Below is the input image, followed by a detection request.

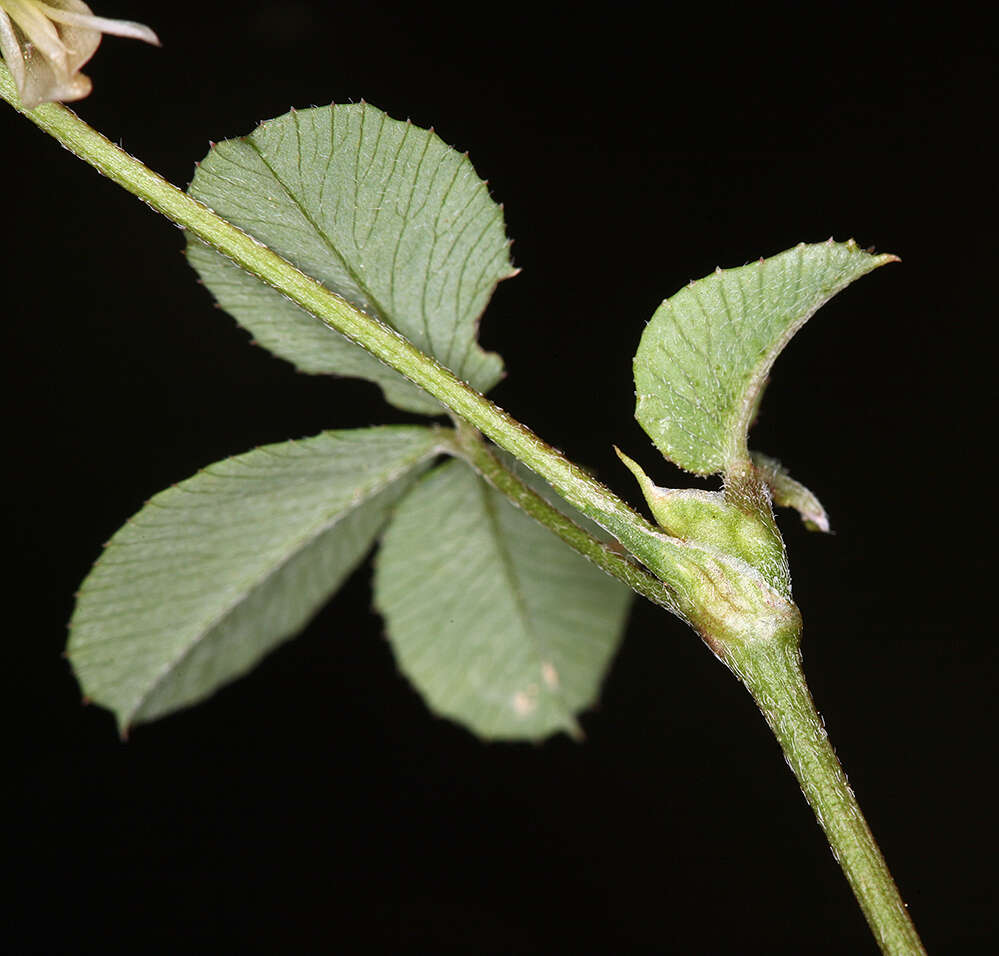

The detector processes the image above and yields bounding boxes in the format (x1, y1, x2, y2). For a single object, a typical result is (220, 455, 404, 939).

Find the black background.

(3, 3, 996, 953)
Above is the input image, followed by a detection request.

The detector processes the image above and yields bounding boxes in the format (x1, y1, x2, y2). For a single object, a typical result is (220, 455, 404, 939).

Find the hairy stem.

(0, 68, 693, 605)
(0, 78, 637, 524)
(444, 421, 679, 613)
(2, 68, 925, 954)
(727, 636, 926, 955)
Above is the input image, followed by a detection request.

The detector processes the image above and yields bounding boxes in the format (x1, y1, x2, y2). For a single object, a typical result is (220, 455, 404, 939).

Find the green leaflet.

(634, 240, 896, 476)
(68, 427, 442, 733)
(186, 103, 515, 415)
(373, 459, 632, 741)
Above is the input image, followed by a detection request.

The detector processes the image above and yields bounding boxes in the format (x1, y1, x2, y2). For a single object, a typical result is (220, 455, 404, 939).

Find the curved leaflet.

(634, 240, 896, 476)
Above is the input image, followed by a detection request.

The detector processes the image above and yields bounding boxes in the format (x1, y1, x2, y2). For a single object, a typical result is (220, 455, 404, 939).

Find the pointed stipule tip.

(613, 445, 637, 472)
(805, 513, 832, 534)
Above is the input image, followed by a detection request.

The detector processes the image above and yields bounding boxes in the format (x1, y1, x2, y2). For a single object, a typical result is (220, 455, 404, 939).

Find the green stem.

(727, 635, 926, 955)
(0, 67, 691, 608)
(444, 421, 678, 613)
(0, 72, 656, 552)
(2, 68, 924, 954)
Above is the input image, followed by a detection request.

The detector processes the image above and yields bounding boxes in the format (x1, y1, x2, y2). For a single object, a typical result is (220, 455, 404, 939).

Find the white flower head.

(0, 1, 158, 109)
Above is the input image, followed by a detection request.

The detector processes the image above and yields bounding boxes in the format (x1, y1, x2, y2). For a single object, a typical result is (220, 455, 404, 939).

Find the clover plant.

(1, 38, 926, 955)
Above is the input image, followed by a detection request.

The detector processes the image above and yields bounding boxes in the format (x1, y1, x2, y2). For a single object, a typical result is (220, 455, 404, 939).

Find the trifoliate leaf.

(634, 240, 896, 475)
(68, 427, 442, 733)
(187, 102, 516, 414)
(373, 459, 632, 741)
